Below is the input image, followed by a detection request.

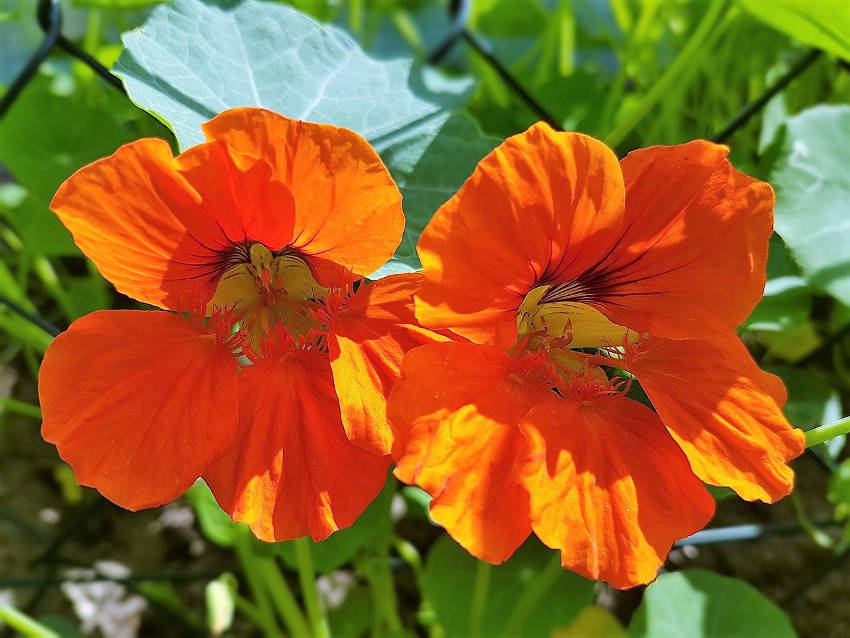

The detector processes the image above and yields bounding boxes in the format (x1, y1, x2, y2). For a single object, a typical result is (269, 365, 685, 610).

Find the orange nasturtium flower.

(387, 123, 806, 588)
(38, 107, 440, 542)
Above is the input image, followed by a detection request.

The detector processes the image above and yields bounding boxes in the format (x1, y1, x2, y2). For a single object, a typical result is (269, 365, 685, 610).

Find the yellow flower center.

(211, 243, 327, 343)
(516, 283, 636, 351)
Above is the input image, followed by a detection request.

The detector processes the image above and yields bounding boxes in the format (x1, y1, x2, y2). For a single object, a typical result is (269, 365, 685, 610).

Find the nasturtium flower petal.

(51, 137, 295, 309)
(204, 350, 390, 543)
(599, 141, 774, 339)
(414, 122, 625, 348)
(202, 108, 404, 283)
(629, 335, 805, 502)
(389, 342, 555, 563)
(328, 273, 450, 456)
(39, 310, 240, 510)
(516, 395, 715, 589)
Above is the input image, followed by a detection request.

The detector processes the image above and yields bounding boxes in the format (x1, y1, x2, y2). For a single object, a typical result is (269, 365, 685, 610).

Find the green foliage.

(185, 480, 240, 547)
(115, 0, 495, 273)
(628, 569, 796, 638)
(187, 478, 395, 573)
(770, 105, 850, 306)
(0, 73, 140, 256)
(552, 606, 627, 638)
(423, 535, 595, 638)
(274, 481, 394, 573)
(738, 0, 850, 61)
(741, 236, 812, 333)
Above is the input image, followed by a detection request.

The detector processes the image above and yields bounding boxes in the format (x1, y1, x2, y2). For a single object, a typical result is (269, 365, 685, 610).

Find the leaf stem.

(805, 416, 850, 448)
(293, 537, 330, 638)
(468, 561, 491, 638)
(0, 605, 59, 638)
(233, 526, 283, 638)
(1, 397, 42, 420)
(255, 557, 311, 638)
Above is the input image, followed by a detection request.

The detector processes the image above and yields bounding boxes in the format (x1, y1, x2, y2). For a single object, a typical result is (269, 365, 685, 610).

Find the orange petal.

(388, 342, 554, 563)
(516, 395, 715, 588)
(39, 310, 239, 510)
(51, 137, 295, 309)
(628, 335, 806, 502)
(202, 108, 404, 283)
(595, 142, 773, 339)
(204, 350, 390, 542)
(415, 122, 624, 348)
(328, 273, 449, 456)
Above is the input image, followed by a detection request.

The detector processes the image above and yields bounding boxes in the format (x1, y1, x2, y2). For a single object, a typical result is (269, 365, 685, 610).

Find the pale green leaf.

(770, 105, 850, 306)
(628, 569, 796, 638)
(423, 536, 594, 638)
(115, 0, 494, 273)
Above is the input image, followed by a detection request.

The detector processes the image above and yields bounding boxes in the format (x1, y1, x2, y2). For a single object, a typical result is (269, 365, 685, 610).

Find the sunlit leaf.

(770, 105, 850, 305)
(115, 0, 495, 273)
(741, 236, 811, 333)
(738, 0, 850, 60)
(185, 480, 238, 548)
(628, 569, 796, 638)
(424, 535, 594, 638)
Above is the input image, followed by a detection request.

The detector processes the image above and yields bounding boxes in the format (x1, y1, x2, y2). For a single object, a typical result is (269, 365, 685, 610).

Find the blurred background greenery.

(1, 0, 849, 636)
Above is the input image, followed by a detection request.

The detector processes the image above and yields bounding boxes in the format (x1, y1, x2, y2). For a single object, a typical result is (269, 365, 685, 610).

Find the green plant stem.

(0, 605, 59, 638)
(499, 555, 562, 638)
(0, 398, 42, 420)
(374, 537, 403, 633)
(293, 537, 330, 638)
(604, 0, 727, 148)
(256, 557, 311, 638)
(33, 257, 76, 322)
(790, 491, 833, 549)
(806, 416, 850, 448)
(233, 527, 283, 638)
(468, 561, 491, 638)
(233, 594, 272, 633)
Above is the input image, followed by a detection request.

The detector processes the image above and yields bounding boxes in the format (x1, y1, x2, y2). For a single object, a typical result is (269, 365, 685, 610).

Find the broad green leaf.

(769, 366, 844, 461)
(0, 73, 143, 256)
(628, 569, 796, 638)
(371, 112, 498, 276)
(115, 0, 494, 273)
(737, 0, 850, 61)
(327, 586, 371, 638)
(741, 235, 811, 333)
(769, 366, 842, 431)
(274, 479, 393, 573)
(770, 105, 850, 305)
(761, 321, 821, 363)
(185, 480, 238, 548)
(423, 535, 594, 638)
(552, 606, 627, 638)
